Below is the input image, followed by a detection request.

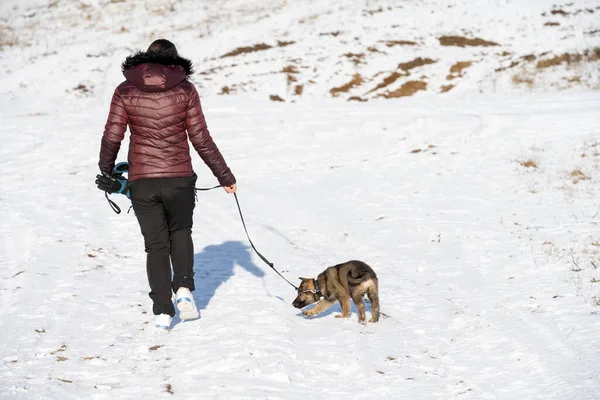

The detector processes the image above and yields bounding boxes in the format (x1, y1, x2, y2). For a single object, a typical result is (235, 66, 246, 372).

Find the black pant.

(129, 174, 197, 316)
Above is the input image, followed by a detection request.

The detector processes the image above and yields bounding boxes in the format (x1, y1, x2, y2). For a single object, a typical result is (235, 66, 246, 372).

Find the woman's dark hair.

(147, 39, 178, 57)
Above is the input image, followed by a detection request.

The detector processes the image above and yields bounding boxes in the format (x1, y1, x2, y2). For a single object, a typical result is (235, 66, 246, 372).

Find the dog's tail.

(347, 261, 377, 285)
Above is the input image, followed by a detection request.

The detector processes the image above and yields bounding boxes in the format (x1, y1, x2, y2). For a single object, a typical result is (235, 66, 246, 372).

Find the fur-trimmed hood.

(121, 51, 194, 93)
(122, 51, 194, 75)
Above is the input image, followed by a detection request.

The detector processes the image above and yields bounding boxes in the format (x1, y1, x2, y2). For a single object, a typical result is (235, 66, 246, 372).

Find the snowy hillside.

(1, 0, 600, 399)
(0, 0, 599, 103)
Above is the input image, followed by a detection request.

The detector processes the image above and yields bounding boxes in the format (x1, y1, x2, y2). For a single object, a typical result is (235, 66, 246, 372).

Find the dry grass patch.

(0, 26, 18, 50)
(398, 57, 436, 72)
(319, 31, 342, 37)
(512, 70, 535, 88)
(439, 36, 499, 47)
(343, 53, 365, 65)
(220, 41, 294, 59)
(348, 96, 367, 102)
(450, 61, 473, 75)
(221, 43, 271, 58)
(270, 94, 285, 102)
(536, 49, 600, 69)
(440, 84, 455, 93)
(519, 159, 538, 168)
(286, 74, 298, 85)
(550, 9, 569, 16)
(382, 80, 427, 98)
(367, 72, 404, 93)
(495, 61, 520, 72)
(544, 21, 560, 26)
(281, 65, 299, 74)
(447, 61, 473, 80)
(294, 85, 303, 95)
(330, 74, 364, 97)
(379, 40, 417, 47)
(571, 169, 590, 183)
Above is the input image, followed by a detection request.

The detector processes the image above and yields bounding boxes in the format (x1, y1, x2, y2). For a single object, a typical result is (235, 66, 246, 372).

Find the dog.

(292, 260, 379, 324)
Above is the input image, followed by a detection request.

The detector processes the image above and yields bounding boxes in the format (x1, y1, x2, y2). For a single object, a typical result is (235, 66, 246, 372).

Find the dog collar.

(313, 278, 322, 298)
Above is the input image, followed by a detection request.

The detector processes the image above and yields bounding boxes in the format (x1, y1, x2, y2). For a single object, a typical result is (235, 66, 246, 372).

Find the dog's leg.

(367, 285, 380, 323)
(352, 294, 367, 324)
(302, 298, 334, 317)
(335, 295, 352, 318)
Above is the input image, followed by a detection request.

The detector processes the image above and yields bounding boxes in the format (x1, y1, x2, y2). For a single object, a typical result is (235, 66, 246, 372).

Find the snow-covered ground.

(1, 0, 600, 399)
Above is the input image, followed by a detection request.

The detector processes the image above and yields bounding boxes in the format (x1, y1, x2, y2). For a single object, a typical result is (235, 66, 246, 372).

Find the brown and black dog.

(292, 260, 379, 324)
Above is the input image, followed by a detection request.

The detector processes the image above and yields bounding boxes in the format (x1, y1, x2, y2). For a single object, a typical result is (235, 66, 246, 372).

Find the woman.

(97, 39, 236, 330)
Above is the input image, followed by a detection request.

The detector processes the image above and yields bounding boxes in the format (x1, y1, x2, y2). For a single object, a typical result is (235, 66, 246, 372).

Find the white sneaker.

(176, 287, 199, 320)
(154, 314, 172, 331)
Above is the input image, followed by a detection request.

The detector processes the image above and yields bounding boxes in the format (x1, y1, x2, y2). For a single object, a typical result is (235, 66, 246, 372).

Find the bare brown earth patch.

(450, 61, 473, 74)
(439, 36, 499, 47)
(382, 80, 427, 98)
(448, 61, 473, 79)
(348, 96, 367, 102)
(221, 43, 272, 58)
(277, 40, 296, 48)
(294, 85, 303, 95)
(495, 61, 520, 72)
(343, 53, 365, 65)
(536, 49, 600, 69)
(367, 72, 405, 93)
(270, 94, 285, 102)
(320, 31, 342, 37)
(440, 84, 455, 93)
(287, 74, 297, 84)
(379, 40, 417, 47)
(398, 57, 437, 72)
(281, 65, 299, 74)
(519, 159, 538, 168)
(221, 41, 295, 58)
(330, 74, 364, 97)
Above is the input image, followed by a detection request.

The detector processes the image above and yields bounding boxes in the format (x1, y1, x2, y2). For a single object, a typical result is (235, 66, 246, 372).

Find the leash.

(105, 192, 122, 214)
(195, 185, 299, 290)
(103, 179, 298, 290)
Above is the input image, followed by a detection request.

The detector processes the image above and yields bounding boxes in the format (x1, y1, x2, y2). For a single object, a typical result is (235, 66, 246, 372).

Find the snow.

(1, 0, 600, 399)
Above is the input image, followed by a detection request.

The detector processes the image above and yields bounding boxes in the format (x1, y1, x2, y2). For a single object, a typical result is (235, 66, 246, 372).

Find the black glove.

(95, 173, 128, 195)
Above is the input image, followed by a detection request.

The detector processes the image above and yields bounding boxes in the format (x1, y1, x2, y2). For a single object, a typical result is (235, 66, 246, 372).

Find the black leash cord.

(231, 192, 299, 290)
(104, 184, 298, 289)
(105, 192, 122, 214)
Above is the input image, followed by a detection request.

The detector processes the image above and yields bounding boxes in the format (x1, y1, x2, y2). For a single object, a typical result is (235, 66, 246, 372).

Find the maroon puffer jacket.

(99, 52, 235, 185)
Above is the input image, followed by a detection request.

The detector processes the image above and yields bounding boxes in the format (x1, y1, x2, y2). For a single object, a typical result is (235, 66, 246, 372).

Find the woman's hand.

(224, 183, 237, 193)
